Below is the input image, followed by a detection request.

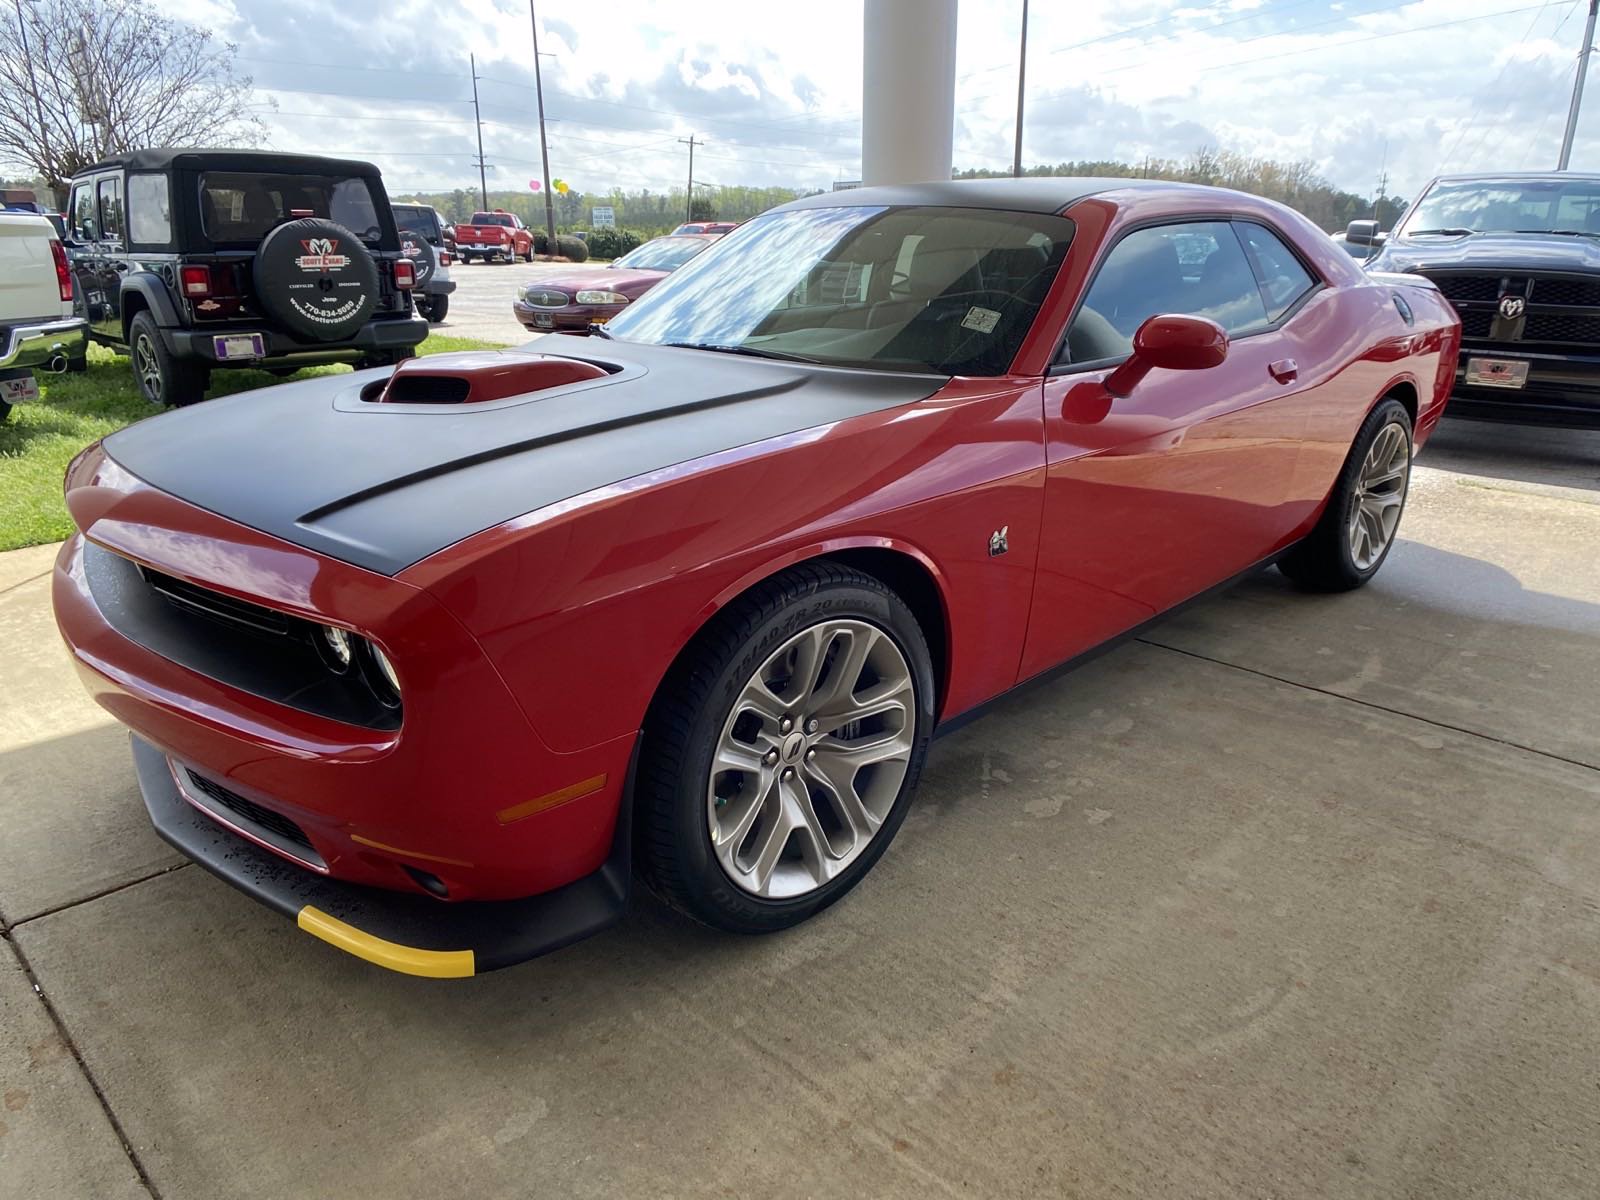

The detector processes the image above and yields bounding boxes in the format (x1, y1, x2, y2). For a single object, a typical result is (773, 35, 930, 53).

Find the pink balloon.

(529, 180, 541, 191)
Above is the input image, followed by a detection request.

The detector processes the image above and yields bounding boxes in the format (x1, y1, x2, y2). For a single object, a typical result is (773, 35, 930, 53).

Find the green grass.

(0, 334, 503, 552)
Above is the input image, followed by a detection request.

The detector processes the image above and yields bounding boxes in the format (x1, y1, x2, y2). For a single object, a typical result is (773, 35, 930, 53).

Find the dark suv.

(1356, 171, 1600, 429)
(63, 149, 429, 406)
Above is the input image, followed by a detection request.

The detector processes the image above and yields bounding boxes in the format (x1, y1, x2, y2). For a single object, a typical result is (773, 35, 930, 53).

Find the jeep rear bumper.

(163, 315, 429, 365)
(0, 316, 87, 372)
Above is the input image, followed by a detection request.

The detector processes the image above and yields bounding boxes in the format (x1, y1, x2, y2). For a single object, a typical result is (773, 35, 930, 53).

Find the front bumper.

(1450, 345, 1600, 428)
(0, 316, 87, 371)
(133, 735, 631, 976)
(513, 300, 621, 334)
(165, 314, 429, 366)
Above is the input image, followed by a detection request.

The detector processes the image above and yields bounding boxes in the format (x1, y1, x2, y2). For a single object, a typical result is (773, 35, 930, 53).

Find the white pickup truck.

(0, 212, 87, 420)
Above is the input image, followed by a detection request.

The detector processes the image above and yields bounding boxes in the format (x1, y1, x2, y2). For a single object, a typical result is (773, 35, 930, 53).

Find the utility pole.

(470, 54, 489, 210)
(1374, 138, 1389, 224)
(1012, 0, 1028, 178)
(679, 135, 700, 222)
(1558, 0, 1599, 170)
(530, 1, 558, 254)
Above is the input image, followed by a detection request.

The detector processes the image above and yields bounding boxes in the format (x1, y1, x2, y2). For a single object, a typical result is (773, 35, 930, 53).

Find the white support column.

(862, 0, 958, 186)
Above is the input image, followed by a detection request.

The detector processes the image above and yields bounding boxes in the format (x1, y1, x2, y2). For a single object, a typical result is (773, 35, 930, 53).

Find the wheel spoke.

(809, 625, 877, 716)
(803, 756, 879, 845)
(744, 789, 794, 894)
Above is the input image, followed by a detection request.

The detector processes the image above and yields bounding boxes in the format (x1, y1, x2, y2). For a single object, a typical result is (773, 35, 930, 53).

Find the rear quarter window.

(127, 174, 172, 245)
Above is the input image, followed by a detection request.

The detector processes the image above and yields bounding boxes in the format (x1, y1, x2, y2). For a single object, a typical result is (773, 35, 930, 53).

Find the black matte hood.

(1371, 230, 1600, 274)
(101, 339, 943, 576)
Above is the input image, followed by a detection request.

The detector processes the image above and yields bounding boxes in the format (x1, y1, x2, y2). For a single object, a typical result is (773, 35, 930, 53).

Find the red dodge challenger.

(53, 179, 1460, 977)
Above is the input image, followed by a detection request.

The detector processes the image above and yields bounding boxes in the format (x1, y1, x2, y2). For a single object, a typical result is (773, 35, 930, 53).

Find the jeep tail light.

(439, 249, 452, 266)
(179, 265, 212, 298)
(50, 239, 72, 301)
(394, 259, 415, 289)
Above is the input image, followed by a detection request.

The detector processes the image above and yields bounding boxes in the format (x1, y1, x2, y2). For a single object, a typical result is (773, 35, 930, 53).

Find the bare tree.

(0, 0, 267, 201)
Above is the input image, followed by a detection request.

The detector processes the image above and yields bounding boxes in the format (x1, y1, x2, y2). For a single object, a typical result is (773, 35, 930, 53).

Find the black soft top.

(75, 148, 384, 179)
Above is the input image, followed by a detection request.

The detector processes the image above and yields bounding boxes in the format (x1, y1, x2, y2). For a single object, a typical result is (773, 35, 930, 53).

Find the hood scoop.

(368, 350, 611, 405)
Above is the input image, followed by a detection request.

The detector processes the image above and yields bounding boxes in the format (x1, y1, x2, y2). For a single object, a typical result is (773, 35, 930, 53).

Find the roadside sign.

(592, 206, 615, 227)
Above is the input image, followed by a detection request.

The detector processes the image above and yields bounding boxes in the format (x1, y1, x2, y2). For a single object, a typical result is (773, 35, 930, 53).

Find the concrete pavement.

(2, 418, 1598, 1198)
(429, 259, 613, 347)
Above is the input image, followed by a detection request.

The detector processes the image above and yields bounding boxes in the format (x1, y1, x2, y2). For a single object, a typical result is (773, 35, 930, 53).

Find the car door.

(91, 174, 126, 342)
(1020, 217, 1318, 677)
(66, 180, 104, 329)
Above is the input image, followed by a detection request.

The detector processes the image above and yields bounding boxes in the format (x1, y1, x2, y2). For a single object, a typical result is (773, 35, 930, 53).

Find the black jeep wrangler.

(391, 202, 457, 324)
(1357, 171, 1600, 429)
(63, 148, 429, 406)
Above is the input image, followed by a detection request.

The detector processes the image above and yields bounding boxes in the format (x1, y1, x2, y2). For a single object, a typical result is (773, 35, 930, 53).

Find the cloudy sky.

(144, 0, 1599, 203)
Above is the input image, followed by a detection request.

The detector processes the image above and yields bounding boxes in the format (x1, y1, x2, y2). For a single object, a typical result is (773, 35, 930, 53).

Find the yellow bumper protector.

(297, 906, 475, 978)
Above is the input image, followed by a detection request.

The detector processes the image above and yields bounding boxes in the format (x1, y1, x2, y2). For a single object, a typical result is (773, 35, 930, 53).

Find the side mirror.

(1345, 219, 1380, 247)
(1102, 314, 1228, 398)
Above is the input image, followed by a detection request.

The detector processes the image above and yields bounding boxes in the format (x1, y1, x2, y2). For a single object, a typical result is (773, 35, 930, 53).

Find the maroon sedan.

(512, 233, 720, 333)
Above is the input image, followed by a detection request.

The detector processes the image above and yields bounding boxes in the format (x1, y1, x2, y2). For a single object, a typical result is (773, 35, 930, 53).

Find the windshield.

(613, 236, 713, 272)
(605, 205, 1075, 375)
(1403, 177, 1600, 235)
(199, 172, 383, 247)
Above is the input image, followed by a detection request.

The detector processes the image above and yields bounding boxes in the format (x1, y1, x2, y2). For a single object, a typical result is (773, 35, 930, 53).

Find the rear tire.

(1279, 397, 1413, 592)
(129, 312, 208, 407)
(0, 399, 11, 423)
(424, 293, 448, 323)
(635, 561, 935, 934)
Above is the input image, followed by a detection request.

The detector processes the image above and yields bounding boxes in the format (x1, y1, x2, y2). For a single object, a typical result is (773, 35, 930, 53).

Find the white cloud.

(70, 0, 1600, 204)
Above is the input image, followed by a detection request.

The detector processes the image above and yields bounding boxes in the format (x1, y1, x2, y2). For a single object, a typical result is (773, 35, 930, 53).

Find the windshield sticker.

(961, 306, 1001, 333)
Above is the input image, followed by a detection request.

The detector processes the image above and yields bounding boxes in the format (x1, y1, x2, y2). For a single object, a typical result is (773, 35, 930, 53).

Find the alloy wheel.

(707, 619, 917, 899)
(134, 334, 162, 404)
(1348, 420, 1409, 570)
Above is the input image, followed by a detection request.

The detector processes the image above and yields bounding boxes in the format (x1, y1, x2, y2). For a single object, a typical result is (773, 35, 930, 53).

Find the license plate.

(0, 375, 39, 404)
(1464, 357, 1528, 389)
(533, 314, 554, 328)
(214, 333, 265, 361)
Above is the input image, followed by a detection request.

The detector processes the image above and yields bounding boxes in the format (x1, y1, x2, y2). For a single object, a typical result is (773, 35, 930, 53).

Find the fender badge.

(989, 525, 1009, 557)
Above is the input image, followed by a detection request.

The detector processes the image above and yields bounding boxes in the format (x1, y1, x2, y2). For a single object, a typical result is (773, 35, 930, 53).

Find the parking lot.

(431, 257, 614, 347)
(3, 411, 1597, 1198)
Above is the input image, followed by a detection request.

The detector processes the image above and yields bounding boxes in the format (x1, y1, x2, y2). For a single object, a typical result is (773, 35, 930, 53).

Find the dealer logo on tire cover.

(294, 237, 351, 271)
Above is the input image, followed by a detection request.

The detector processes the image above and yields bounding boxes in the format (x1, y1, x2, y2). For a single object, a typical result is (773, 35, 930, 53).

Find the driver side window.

(70, 183, 97, 242)
(1064, 220, 1268, 364)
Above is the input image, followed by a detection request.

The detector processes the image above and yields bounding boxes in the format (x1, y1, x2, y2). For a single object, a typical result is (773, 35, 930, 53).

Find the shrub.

(585, 227, 644, 260)
(556, 234, 588, 262)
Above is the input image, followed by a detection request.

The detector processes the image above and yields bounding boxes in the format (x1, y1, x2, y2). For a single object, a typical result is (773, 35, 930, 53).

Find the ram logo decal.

(294, 238, 350, 271)
(1497, 294, 1526, 320)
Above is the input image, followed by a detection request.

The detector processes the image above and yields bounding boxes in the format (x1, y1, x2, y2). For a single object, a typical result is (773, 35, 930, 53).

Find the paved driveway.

(2, 420, 1597, 1199)
(431, 258, 613, 346)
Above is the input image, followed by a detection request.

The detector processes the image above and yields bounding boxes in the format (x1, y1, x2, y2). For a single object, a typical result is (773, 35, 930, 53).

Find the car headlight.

(320, 625, 354, 670)
(575, 290, 629, 305)
(367, 644, 401, 701)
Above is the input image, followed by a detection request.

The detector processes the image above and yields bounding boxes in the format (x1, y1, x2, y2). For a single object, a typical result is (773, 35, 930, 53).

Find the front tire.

(636, 562, 935, 933)
(1279, 397, 1413, 592)
(129, 312, 208, 407)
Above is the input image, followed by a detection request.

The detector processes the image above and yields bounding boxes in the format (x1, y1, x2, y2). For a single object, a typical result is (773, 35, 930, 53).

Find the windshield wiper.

(1512, 229, 1600, 237)
(588, 324, 613, 339)
(661, 341, 822, 364)
(1407, 227, 1477, 236)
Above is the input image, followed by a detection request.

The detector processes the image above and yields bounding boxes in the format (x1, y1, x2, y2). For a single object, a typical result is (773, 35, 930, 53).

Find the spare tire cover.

(398, 230, 436, 288)
(253, 218, 380, 342)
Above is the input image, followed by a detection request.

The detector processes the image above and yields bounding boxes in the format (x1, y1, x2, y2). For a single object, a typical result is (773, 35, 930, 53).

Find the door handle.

(1268, 358, 1298, 384)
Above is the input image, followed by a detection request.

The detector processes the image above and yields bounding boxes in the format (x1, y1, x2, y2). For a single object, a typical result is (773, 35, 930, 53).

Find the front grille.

(1524, 312, 1600, 343)
(1433, 274, 1503, 303)
(523, 289, 570, 308)
(1528, 277, 1600, 307)
(185, 768, 318, 853)
(1426, 269, 1600, 348)
(139, 566, 292, 638)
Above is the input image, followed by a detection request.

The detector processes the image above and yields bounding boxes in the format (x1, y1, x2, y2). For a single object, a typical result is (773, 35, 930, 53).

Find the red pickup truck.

(453, 210, 533, 263)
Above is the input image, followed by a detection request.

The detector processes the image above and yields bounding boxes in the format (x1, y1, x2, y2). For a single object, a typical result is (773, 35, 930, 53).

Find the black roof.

(777, 176, 1205, 216)
(74, 148, 384, 179)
